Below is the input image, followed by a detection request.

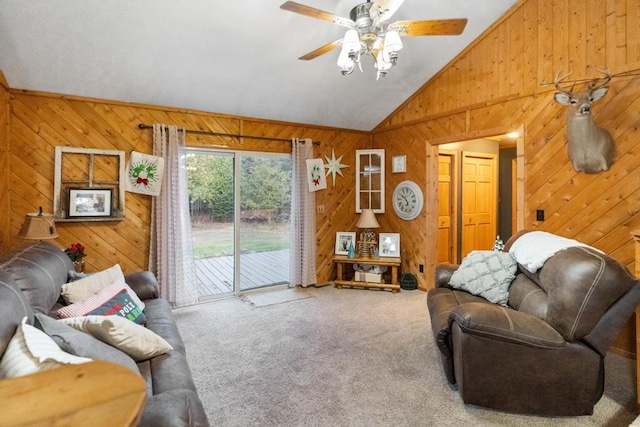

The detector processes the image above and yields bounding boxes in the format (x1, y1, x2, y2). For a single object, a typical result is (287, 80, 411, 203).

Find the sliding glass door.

(238, 155, 291, 292)
(187, 150, 291, 298)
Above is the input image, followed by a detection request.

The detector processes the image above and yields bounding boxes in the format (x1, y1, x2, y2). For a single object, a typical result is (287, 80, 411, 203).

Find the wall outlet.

(419, 264, 424, 273)
(316, 205, 325, 213)
(536, 209, 545, 221)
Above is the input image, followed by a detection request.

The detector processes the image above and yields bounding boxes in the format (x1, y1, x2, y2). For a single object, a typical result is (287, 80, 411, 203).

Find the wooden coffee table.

(0, 360, 146, 426)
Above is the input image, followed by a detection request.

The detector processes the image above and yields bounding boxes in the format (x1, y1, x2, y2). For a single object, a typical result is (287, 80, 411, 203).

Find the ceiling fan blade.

(390, 18, 468, 36)
(369, 0, 405, 21)
(299, 39, 343, 60)
(280, 1, 355, 29)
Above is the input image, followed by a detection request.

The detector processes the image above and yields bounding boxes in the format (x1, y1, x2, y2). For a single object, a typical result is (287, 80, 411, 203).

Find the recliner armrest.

(449, 302, 565, 349)
(435, 263, 459, 288)
(125, 271, 160, 301)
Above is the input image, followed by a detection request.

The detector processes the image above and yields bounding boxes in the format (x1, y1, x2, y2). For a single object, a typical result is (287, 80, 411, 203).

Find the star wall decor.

(324, 148, 349, 187)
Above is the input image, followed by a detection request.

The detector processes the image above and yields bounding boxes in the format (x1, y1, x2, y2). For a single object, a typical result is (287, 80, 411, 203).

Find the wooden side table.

(333, 255, 401, 293)
(0, 360, 146, 426)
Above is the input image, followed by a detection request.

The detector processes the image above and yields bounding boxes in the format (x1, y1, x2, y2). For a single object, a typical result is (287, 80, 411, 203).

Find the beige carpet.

(242, 287, 313, 308)
(174, 286, 638, 426)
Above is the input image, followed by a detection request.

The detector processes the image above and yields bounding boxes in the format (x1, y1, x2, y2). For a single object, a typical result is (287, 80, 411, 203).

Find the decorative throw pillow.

(449, 250, 517, 306)
(61, 315, 173, 362)
(60, 264, 145, 310)
(0, 317, 91, 379)
(34, 313, 139, 374)
(85, 289, 146, 324)
(57, 282, 146, 324)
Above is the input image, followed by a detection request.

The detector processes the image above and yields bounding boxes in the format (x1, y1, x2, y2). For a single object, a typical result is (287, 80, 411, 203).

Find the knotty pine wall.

(2, 87, 369, 283)
(2, 0, 639, 355)
(373, 0, 640, 356)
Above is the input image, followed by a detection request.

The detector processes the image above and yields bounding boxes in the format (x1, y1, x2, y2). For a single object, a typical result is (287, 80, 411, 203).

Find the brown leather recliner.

(427, 231, 640, 416)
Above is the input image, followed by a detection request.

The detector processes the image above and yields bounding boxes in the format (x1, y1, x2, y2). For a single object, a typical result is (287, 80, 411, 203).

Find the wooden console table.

(333, 255, 401, 293)
(0, 360, 146, 426)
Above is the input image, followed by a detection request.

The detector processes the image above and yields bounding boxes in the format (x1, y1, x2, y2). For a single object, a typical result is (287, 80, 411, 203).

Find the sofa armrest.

(125, 271, 160, 301)
(449, 302, 565, 349)
(435, 264, 459, 288)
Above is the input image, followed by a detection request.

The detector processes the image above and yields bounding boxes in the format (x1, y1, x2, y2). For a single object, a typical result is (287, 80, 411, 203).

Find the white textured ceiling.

(0, 0, 517, 131)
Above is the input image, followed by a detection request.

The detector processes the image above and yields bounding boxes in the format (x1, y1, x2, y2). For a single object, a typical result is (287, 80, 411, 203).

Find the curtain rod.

(137, 124, 320, 145)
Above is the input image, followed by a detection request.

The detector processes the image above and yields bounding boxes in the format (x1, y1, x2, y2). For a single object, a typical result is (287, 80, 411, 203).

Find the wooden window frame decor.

(66, 187, 114, 219)
(54, 147, 126, 221)
(355, 149, 385, 214)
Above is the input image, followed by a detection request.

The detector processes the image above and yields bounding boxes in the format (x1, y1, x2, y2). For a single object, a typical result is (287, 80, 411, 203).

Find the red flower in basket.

(64, 243, 86, 262)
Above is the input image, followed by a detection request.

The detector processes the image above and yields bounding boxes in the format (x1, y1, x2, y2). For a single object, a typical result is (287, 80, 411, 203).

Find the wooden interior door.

(437, 152, 455, 263)
(461, 152, 497, 258)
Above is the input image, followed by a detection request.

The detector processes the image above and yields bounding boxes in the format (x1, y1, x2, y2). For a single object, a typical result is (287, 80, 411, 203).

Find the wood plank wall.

(2, 0, 639, 354)
(3, 89, 369, 283)
(372, 0, 640, 355)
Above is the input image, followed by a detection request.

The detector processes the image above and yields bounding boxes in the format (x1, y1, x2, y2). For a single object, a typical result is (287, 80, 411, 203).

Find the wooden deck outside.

(195, 249, 290, 297)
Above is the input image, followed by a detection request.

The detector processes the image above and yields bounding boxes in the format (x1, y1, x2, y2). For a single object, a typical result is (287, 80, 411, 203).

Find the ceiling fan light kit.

(280, 0, 467, 79)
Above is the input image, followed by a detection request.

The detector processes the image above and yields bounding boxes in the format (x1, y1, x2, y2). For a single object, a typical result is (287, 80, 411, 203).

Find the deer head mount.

(553, 70, 615, 174)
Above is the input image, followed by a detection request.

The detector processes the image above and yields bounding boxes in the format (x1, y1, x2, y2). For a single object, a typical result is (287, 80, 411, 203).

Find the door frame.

(426, 125, 525, 280)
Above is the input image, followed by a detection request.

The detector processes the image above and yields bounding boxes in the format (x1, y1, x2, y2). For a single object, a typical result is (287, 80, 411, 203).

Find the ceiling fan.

(280, 0, 468, 79)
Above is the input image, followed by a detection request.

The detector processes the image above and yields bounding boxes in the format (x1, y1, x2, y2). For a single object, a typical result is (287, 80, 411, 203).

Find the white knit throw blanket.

(508, 231, 601, 273)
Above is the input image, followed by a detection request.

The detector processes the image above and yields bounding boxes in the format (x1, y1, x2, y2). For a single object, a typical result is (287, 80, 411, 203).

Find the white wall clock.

(393, 180, 424, 220)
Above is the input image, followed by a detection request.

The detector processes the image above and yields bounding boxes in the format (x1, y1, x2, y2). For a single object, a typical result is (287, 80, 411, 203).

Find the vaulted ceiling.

(0, 0, 517, 131)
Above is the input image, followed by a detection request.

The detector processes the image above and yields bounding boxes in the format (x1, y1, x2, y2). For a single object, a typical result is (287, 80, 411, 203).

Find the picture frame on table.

(379, 233, 400, 257)
(335, 232, 356, 255)
(67, 187, 114, 218)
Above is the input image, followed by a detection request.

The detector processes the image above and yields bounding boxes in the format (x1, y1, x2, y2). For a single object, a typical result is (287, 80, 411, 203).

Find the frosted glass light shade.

(376, 51, 392, 72)
(384, 30, 403, 53)
(337, 47, 355, 75)
(343, 29, 361, 55)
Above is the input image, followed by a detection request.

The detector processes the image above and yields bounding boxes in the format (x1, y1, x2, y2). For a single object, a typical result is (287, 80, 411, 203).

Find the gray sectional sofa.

(0, 241, 209, 426)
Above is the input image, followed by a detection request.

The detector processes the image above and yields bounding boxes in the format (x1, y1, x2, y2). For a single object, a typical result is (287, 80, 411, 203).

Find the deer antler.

(554, 70, 575, 95)
(588, 68, 612, 91)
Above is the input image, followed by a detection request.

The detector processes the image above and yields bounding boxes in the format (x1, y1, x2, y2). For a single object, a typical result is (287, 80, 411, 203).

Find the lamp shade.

(376, 51, 392, 71)
(342, 29, 361, 56)
(337, 46, 355, 73)
(17, 210, 58, 240)
(384, 30, 403, 53)
(356, 209, 380, 229)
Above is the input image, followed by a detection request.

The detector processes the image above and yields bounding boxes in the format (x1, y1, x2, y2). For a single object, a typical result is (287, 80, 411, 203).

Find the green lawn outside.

(191, 223, 290, 258)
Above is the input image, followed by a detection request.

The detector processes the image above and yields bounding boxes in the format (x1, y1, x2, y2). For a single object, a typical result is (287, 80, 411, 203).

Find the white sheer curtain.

(149, 124, 199, 307)
(290, 138, 317, 287)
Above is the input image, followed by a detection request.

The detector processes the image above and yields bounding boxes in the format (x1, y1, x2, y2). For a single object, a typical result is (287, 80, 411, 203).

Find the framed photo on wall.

(67, 188, 114, 218)
(335, 232, 356, 255)
(379, 233, 400, 257)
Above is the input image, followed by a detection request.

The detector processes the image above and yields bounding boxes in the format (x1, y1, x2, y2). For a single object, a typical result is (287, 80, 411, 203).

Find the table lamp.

(17, 207, 58, 241)
(356, 209, 379, 258)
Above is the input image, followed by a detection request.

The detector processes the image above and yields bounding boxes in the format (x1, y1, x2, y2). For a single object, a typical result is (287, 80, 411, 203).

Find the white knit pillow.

(61, 264, 145, 310)
(0, 317, 91, 379)
(449, 250, 517, 306)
